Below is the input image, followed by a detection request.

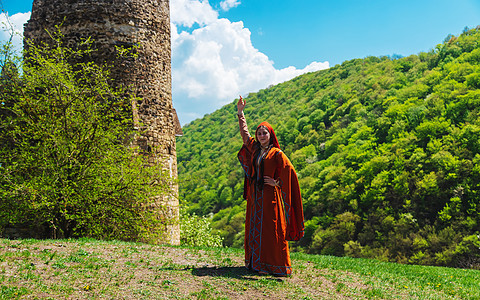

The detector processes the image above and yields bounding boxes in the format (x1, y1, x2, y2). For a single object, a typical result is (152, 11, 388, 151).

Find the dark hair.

(252, 140, 273, 191)
(253, 144, 265, 190)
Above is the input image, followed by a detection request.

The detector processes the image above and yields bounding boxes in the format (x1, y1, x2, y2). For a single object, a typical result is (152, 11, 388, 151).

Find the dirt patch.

(0, 239, 380, 299)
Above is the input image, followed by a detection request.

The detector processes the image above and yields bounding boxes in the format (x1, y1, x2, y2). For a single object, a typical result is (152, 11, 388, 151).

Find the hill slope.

(1, 238, 480, 299)
(177, 27, 480, 267)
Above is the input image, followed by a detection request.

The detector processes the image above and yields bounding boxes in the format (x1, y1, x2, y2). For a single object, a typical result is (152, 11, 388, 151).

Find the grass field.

(0, 238, 479, 299)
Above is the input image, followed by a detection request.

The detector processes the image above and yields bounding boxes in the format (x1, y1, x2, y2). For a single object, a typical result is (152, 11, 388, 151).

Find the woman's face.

(256, 126, 271, 147)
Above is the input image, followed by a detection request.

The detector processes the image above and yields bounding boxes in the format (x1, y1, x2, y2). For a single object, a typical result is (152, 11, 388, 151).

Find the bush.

(180, 210, 223, 247)
(0, 31, 173, 242)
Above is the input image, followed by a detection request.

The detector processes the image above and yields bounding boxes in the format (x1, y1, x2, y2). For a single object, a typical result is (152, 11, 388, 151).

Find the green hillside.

(177, 27, 480, 267)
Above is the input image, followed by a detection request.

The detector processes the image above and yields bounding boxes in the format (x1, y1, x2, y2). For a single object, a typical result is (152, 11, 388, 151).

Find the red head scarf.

(255, 121, 280, 149)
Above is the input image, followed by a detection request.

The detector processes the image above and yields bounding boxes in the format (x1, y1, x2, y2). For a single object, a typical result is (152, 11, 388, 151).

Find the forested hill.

(176, 27, 480, 268)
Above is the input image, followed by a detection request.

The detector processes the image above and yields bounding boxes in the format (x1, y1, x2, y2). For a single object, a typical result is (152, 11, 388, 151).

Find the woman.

(237, 95, 304, 276)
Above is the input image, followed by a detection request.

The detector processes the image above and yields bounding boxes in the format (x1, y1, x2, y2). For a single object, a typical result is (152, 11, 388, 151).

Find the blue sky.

(2, 0, 480, 125)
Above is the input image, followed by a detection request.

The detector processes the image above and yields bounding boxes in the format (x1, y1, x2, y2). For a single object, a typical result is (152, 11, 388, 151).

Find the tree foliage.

(177, 27, 480, 267)
(0, 32, 173, 242)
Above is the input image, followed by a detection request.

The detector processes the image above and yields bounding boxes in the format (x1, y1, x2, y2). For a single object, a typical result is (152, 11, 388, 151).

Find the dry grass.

(0, 238, 478, 299)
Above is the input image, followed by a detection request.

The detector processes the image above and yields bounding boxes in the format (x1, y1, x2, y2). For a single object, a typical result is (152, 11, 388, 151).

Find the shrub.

(180, 210, 223, 247)
(0, 31, 172, 242)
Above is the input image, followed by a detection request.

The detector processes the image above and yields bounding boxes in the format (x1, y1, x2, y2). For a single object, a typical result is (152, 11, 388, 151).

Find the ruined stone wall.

(24, 0, 180, 244)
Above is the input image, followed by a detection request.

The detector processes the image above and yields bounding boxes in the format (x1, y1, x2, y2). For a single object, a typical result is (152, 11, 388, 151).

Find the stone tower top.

(24, 0, 181, 244)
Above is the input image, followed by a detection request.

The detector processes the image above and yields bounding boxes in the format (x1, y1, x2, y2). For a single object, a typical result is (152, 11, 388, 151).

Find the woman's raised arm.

(237, 96, 250, 145)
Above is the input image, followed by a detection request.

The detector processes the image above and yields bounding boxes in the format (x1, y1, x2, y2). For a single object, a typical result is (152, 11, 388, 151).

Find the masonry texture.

(24, 0, 181, 244)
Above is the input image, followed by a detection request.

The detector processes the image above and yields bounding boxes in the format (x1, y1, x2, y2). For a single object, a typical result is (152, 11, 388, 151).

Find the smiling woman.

(235, 95, 304, 276)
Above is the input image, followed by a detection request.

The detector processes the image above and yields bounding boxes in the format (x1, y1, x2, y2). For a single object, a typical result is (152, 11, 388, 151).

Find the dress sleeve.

(237, 111, 251, 145)
(275, 151, 305, 241)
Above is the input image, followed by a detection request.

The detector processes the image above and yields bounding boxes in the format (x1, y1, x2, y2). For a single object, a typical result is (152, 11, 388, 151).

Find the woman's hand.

(237, 95, 246, 113)
(264, 176, 279, 187)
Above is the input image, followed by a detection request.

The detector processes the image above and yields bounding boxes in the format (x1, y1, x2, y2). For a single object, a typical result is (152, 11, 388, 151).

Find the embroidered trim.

(247, 184, 264, 272)
(245, 260, 292, 276)
(238, 151, 251, 179)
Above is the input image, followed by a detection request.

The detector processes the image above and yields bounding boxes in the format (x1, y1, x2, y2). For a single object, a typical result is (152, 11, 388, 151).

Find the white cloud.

(0, 12, 31, 53)
(273, 61, 330, 85)
(171, 0, 329, 124)
(220, 0, 241, 11)
(173, 19, 270, 100)
(2, 2, 330, 125)
(171, 0, 218, 27)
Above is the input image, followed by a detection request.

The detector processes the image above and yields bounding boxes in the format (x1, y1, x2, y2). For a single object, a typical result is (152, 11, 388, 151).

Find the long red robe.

(238, 136, 304, 276)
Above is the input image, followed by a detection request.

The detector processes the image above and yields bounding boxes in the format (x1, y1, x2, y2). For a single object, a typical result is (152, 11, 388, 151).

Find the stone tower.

(24, 0, 181, 245)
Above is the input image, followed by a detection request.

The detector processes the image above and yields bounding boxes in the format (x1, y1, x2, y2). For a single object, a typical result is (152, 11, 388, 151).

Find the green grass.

(0, 238, 479, 299)
(292, 252, 480, 299)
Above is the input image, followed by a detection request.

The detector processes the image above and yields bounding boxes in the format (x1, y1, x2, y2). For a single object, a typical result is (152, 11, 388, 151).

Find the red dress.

(237, 118, 304, 276)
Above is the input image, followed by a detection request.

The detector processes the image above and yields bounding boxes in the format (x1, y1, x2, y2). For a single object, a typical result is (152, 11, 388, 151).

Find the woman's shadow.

(191, 266, 283, 282)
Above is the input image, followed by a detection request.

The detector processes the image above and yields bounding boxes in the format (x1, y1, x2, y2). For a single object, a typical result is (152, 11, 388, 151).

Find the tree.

(0, 31, 173, 242)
